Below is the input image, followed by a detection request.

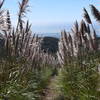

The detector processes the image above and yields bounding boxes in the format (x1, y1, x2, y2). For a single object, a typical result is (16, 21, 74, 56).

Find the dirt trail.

(42, 76, 58, 100)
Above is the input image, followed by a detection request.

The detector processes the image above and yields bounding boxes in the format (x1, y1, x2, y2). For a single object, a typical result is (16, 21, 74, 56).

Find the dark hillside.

(97, 37, 100, 49)
(41, 37, 59, 53)
(0, 34, 5, 57)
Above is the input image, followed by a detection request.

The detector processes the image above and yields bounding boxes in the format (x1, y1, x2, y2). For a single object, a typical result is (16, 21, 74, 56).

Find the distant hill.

(37, 33, 61, 38)
(40, 34, 100, 54)
(41, 37, 59, 53)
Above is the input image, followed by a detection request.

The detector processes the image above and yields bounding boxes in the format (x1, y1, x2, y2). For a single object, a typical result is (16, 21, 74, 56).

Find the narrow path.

(41, 76, 58, 100)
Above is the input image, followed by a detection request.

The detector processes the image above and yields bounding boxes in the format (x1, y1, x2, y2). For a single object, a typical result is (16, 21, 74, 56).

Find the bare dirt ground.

(41, 76, 59, 100)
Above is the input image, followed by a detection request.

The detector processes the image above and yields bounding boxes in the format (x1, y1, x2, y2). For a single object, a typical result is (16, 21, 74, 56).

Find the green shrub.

(55, 52, 100, 100)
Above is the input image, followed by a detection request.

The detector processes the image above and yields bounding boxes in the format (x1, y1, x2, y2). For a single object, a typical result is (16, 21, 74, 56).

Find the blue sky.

(3, 0, 100, 33)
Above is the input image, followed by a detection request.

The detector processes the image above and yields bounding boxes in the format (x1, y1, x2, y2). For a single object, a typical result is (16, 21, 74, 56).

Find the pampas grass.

(0, 0, 100, 99)
(0, 0, 58, 99)
(83, 8, 92, 24)
(90, 5, 100, 22)
(55, 4, 100, 100)
(0, 0, 5, 9)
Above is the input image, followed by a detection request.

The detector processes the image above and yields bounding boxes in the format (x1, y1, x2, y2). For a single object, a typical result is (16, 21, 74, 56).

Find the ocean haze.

(32, 23, 72, 33)
(33, 23, 100, 38)
(32, 23, 72, 38)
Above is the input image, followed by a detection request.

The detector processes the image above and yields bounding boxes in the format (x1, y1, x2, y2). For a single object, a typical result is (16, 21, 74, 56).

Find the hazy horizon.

(32, 22, 73, 33)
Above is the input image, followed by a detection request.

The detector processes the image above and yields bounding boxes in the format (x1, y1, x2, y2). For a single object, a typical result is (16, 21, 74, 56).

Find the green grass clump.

(55, 52, 100, 100)
(0, 56, 53, 100)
